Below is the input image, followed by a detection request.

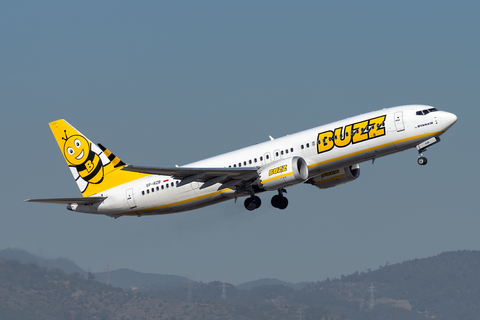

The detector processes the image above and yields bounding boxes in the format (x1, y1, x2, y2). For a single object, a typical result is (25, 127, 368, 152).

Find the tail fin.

(49, 120, 148, 197)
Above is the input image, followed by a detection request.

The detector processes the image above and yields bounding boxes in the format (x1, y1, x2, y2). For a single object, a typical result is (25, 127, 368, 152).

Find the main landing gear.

(271, 189, 288, 210)
(243, 189, 289, 211)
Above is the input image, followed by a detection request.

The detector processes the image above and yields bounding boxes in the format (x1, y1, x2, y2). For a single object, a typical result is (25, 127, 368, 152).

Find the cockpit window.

(416, 108, 439, 116)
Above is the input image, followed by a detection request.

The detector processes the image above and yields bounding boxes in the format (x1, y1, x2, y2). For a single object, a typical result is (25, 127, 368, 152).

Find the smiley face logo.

(64, 135, 90, 166)
(62, 130, 105, 190)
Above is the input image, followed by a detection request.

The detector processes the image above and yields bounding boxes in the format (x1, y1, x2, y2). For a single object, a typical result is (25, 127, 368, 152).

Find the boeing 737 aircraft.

(26, 105, 457, 218)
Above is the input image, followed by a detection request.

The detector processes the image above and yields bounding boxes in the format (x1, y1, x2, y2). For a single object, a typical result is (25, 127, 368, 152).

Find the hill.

(94, 268, 191, 291)
(0, 258, 341, 320)
(2, 249, 480, 319)
(301, 250, 480, 320)
(236, 278, 309, 291)
(0, 247, 85, 275)
(0, 248, 192, 291)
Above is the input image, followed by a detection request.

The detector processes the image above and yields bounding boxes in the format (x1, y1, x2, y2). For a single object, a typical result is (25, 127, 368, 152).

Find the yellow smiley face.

(63, 135, 90, 166)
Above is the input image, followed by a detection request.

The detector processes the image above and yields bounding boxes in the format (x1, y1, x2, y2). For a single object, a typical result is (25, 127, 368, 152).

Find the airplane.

(25, 105, 457, 218)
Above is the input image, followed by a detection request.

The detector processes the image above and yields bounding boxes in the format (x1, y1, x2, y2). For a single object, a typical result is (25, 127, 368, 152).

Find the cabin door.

(394, 111, 405, 132)
(126, 188, 137, 209)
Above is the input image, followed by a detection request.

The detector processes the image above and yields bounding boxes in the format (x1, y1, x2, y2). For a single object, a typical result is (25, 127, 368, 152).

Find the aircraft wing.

(24, 197, 107, 205)
(122, 165, 259, 190)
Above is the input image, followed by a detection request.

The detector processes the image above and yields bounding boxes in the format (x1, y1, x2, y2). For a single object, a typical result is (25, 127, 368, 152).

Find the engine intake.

(257, 156, 309, 191)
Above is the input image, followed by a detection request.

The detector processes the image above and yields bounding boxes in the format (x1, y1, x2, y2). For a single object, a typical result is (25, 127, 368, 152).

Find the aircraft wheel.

(271, 195, 283, 208)
(254, 196, 262, 209)
(244, 196, 261, 211)
(271, 195, 288, 209)
(244, 198, 256, 211)
(417, 157, 428, 166)
(278, 197, 288, 210)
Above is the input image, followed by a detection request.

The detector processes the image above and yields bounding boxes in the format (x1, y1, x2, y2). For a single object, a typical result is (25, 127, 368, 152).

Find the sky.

(1, 1, 479, 285)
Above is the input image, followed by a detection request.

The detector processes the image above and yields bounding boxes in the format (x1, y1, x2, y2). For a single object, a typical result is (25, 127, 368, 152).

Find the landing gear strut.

(271, 189, 288, 210)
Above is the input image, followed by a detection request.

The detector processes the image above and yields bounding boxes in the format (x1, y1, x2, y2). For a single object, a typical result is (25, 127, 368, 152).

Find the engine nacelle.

(308, 164, 360, 189)
(256, 156, 309, 191)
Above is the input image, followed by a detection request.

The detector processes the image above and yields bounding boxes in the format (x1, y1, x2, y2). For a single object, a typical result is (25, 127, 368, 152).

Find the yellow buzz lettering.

(368, 115, 386, 139)
(334, 125, 352, 148)
(317, 131, 334, 154)
(352, 120, 369, 144)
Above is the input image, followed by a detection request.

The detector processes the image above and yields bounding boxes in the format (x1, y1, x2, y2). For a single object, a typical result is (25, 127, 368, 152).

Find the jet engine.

(256, 156, 309, 191)
(307, 164, 360, 189)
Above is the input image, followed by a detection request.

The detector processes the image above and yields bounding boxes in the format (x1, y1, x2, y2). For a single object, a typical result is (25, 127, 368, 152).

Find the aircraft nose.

(443, 112, 457, 129)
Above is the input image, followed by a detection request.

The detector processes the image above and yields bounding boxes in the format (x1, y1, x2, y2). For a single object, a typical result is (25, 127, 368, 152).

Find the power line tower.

(220, 281, 227, 301)
(103, 264, 113, 285)
(369, 283, 376, 309)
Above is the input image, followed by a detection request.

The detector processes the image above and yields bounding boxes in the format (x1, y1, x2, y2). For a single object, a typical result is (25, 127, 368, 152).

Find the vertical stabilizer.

(49, 120, 148, 197)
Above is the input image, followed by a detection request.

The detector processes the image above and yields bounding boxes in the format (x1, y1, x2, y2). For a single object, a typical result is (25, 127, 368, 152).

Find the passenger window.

(166, 184, 169, 188)
(156, 186, 159, 191)
(290, 148, 293, 152)
(171, 182, 174, 187)
(301, 145, 304, 149)
(147, 189, 150, 194)
(260, 156, 263, 161)
(244, 161, 247, 166)
(276, 152, 279, 156)
(254, 158, 257, 163)
(266, 155, 270, 159)
(151, 188, 154, 193)
(249, 160, 252, 164)
(306, 143, 310, 148)
(161, 185, 164, 190)
(142, 191, 145, 195)
(281, 151, 284, 155)
(233, 164, 236, 167)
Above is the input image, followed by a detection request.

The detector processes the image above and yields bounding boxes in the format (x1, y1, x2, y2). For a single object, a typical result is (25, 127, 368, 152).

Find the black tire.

(271, 195, 283, 208)
(417, 157, 428, 166)
(244, 198, 256, 211)
(254, 196, 262, 209)
(278, 197, 288, 210)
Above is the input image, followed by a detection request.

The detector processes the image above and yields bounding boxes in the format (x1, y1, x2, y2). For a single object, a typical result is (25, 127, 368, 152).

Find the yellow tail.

(49, 119, 148, 197)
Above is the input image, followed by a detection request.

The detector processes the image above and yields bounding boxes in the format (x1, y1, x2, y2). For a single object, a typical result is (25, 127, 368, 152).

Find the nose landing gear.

(416, 137, 440, 166)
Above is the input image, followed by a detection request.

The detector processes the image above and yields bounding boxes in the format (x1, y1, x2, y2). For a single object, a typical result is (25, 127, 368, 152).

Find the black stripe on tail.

(98, 143, 126, 168)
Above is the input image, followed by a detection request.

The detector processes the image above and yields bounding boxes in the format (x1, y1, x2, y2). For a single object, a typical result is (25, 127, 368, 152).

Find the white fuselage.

(84, 105, 456, 217)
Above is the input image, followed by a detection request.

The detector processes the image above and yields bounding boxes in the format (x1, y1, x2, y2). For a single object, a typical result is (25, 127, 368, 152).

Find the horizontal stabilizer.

(24, 197, 107, 205)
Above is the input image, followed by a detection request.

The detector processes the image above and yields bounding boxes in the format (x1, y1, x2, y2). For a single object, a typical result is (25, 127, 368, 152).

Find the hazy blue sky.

(1, 1, 478, 285)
